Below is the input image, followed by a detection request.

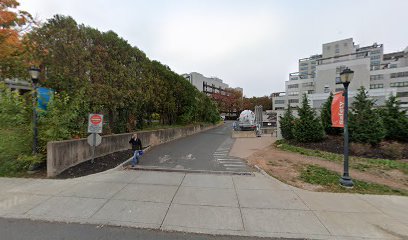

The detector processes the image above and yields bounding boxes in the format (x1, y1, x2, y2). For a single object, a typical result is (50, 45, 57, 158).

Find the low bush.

(350, 143, 372, 156)
(380, 142, 404, 160)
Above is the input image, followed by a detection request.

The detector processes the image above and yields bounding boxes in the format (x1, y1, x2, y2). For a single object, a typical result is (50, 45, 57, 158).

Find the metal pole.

(32, 81, 38, 154)
(91, 133, 96, 163)
(340, 82, 353, 187)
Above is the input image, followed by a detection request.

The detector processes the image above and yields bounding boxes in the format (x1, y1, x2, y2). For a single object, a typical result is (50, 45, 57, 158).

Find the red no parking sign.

(88, 114, 104, 133)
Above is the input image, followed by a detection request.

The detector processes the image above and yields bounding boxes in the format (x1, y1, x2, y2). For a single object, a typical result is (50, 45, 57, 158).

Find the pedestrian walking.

(129, 133, 142, 167)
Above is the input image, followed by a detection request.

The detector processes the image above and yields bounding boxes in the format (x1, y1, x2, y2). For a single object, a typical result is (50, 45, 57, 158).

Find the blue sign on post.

(37, 87, 54, 111)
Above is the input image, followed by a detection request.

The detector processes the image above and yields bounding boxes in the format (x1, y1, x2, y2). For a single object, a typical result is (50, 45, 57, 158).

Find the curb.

(125, 166, 254, 176)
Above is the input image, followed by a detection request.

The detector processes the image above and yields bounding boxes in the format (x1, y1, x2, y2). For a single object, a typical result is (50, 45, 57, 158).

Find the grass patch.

(275, 141, 408, 175)
(300, 165, 408, 196)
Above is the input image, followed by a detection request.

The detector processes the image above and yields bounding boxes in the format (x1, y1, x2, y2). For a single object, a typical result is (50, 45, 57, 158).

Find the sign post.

(87, 114, 103, 163)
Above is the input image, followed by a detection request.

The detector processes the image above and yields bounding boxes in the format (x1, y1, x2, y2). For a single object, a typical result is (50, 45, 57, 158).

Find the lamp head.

(340, 67, 354, 83)
(28, 66, 41, 83)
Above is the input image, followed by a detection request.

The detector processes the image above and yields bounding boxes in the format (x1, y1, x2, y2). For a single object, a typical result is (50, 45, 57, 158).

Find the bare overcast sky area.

(21, 0, 408, 97)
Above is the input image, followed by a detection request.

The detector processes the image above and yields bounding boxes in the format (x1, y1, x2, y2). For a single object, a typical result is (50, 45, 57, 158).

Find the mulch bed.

(291, 135, 408, 160)
(56, 150, 133, 179)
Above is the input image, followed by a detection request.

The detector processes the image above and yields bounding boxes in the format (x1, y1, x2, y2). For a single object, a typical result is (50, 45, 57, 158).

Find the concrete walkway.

(1, 169, 407, 240)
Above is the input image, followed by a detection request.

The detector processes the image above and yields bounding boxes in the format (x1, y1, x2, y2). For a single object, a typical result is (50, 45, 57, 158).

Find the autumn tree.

(243, 95, 272, 111)
(0, 0, 35, 78)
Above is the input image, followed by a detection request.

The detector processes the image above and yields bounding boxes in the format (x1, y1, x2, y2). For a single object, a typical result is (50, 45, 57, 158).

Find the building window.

(290, 76, 298, 81)
(300, 66, 308, 71)
(302, 82, 314, 87)
(370, 74, 383, 80)
(390, 71, 408, 78)
(275, 100, 285, 104)
(307, 90, 315, 94)
(288, 91, 299, 96)
(326, 46, 331, 50)
(300, 62, 308, 66)
(336, 66, 347, 74)
(335, 48, 340, 54)
(288, 99, 299, 104)
(335, 77, 341, 84)
(371, 60, 381, 66)
(288, 84, 299, 89)
(356, 52, 367, 58)
(390, 82, 408, 87)
(370, 84, 384, 89)
(370, 55, 381, 60)
(396, 92, 408, 98)
(371, 49, 381, 55)
(274, 107, 284, 110)
(299, 75, 307, 79)
(324, 86, 330, 93)
(335, 88, 344, 92)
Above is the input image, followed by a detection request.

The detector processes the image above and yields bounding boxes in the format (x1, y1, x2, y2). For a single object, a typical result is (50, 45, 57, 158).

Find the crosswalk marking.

(223, 164, 246, 166)
(226, 167, 242, 170)
(213, 138, 249, 172)
(218, 159, 242, 162)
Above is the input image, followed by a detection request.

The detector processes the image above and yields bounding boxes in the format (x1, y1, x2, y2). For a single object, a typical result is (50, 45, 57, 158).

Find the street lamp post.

(28, 66, 41, 155)
(339, 67, 354, 187)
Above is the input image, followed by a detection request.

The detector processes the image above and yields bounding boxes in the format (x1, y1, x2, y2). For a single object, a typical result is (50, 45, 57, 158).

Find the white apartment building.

(182, 72, 243, 95)
(273, 38, 408, 111)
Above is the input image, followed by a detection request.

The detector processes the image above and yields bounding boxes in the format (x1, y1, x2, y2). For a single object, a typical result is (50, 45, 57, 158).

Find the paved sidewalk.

(1, 169, 407, 239)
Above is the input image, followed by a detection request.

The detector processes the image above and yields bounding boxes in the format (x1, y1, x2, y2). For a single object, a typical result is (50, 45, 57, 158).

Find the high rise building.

(272, 38, 408, 111)
(182, 72, 243, 95)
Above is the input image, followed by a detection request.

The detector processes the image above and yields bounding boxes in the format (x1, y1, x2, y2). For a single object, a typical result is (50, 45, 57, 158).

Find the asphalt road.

(0, 218, 291, 240)
(138, 122, 251, 172)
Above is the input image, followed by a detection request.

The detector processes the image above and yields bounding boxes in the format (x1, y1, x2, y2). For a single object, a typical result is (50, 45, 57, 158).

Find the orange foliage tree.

(0, 0, 34, 78)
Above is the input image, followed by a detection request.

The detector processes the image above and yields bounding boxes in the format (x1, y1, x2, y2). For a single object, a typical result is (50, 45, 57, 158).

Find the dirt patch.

(291, 135, 408, 160)
(246, 144, 408, 192)
(56, 150, 133, 179)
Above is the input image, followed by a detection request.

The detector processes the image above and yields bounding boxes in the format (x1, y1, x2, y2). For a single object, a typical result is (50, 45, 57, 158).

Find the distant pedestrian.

(129, 133, 142, 167)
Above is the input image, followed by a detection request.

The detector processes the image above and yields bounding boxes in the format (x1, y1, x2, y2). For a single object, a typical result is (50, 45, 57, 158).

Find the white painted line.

(217, 158, 240, 161)
(226, 167, 244, 170)
(218, 160, 242, 162)
(224, 164, 246, 167)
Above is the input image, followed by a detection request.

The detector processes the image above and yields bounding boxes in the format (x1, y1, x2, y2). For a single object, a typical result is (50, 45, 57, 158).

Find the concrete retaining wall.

(47, 124, 219, 177)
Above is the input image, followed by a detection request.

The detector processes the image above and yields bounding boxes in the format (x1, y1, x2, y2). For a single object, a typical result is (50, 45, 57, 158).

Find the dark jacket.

(129, 137, 142, 151)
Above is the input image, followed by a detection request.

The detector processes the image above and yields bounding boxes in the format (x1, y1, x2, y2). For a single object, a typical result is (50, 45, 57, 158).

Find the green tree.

(293, 94, 324, 142)
(380, 95, 408, 142)
(349, 87, 385, 145)
(28, 14, 220, 134)
(321, 92, 342, 135)
(279, 104, 295, 140)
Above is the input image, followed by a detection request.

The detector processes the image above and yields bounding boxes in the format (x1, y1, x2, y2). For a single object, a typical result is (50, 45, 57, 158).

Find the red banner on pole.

(331, 91, 345, 128)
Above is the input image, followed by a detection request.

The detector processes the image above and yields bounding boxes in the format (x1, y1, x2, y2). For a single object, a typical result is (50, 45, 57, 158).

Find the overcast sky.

(21, 0, 408, 97)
